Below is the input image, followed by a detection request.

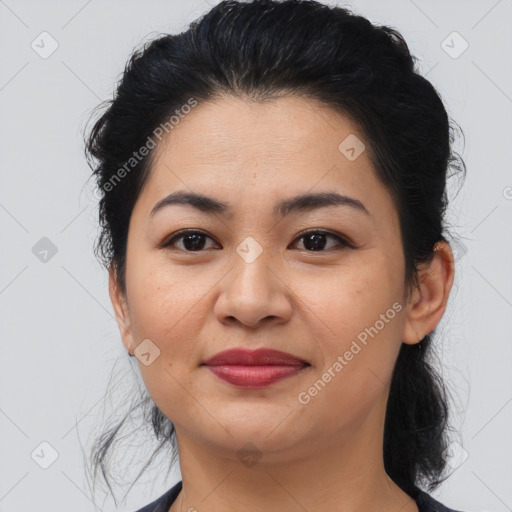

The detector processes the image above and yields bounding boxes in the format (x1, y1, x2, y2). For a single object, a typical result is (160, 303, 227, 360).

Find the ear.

(108, 265, 134, 354)
(402, 241, 455, 345)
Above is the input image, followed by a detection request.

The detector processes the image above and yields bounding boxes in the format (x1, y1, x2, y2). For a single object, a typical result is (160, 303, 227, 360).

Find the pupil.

(305, 233, 326, 251)
(184, 234, 205, 251)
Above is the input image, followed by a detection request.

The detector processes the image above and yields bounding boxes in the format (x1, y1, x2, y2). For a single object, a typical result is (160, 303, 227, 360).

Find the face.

(111, 95, 418, 462)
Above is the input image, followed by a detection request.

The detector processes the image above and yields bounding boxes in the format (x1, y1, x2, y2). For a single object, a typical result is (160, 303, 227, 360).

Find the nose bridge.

(231, 238, 276, 305)
(214, 238, 292, 327)
(233, 242, 272, 296)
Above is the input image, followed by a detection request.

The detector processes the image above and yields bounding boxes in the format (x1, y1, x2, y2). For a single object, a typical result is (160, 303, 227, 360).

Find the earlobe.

(108, 265, 134, 353)
(401, 241, 455, 345)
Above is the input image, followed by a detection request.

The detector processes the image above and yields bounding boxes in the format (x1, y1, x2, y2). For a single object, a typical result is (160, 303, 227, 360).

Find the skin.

(109, 95, 454, 512)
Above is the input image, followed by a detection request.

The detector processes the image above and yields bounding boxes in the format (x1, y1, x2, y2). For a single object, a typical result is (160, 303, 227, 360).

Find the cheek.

(295, 270, 403, 432)
(301, 257, 404, 372)
(127, 262, 206, 413)
(126, 256, 210, 339)
(301, 256, 397, 326)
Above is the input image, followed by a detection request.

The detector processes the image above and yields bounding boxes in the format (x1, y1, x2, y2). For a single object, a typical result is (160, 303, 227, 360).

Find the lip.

(202, 348, 310, 388)
(203, 348, 308, 366)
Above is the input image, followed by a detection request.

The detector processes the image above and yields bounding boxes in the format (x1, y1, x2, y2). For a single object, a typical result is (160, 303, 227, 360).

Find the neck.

(170, 393, 418, 512)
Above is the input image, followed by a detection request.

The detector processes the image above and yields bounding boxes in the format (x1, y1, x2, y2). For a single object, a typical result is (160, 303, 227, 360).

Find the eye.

(290, 230, 353, 252)
(161, 229, 353, 253)
(161, 229, 220, 252)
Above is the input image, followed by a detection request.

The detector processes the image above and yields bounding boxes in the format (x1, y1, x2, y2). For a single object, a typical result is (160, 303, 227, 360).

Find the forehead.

(133, 94, 397, 225)
(154, 94, 366, 166)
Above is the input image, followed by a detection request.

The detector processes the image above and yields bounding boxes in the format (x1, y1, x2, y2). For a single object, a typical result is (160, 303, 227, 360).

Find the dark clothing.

(134, 480, 463, 512)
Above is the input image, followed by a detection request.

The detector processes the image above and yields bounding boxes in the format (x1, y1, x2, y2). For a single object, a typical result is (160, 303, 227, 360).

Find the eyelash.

(160, 228, 355, 252)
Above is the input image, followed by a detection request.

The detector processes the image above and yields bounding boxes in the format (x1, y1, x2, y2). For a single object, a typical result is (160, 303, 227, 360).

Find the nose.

(213, 251, 293, 328)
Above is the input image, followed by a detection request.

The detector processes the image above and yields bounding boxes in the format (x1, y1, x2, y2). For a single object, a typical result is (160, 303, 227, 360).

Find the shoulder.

(415, 488, 464, 512)
(133, 481, 182, 512)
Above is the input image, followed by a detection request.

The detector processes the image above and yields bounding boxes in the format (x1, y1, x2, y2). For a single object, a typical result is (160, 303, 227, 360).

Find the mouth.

(201, 348, 310, 388)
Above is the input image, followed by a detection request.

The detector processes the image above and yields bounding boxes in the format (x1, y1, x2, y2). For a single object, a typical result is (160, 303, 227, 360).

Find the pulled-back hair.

(85, 0, 465, 501)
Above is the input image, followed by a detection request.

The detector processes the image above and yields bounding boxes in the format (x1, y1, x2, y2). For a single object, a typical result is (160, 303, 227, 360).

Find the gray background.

(1, 0, 511, 511)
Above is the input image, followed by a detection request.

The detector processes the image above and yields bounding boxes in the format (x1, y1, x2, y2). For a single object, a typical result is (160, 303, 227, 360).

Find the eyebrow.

(149, 190, 370, 219)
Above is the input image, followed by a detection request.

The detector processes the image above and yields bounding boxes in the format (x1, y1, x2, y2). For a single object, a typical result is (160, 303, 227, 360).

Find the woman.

(85, 1, 466, 510)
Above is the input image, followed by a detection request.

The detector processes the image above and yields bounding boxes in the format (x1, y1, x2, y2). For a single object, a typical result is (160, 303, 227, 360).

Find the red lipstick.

(202, 348, 309, 388)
